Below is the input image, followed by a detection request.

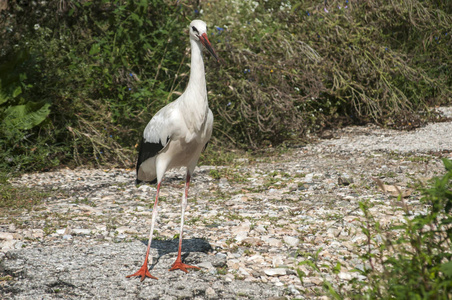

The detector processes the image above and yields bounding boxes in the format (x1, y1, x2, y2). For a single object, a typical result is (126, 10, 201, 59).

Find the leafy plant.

(202, 0, 452, 148)
(0, 0, 194, 172)
(352, 158, 452, 299)
(0, 49, 50, 134)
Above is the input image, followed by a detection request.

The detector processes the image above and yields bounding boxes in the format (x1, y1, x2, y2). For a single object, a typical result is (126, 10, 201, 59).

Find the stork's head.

(189, 20, 219, 62)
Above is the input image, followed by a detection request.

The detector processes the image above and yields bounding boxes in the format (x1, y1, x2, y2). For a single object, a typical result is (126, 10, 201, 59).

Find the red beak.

(199, 33, 219, 62)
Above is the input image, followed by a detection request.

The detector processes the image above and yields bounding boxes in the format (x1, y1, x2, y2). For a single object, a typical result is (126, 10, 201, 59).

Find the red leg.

(169, 172, 200, 273)
(126, 245, 157, 281)
(126, 182, 161, 281)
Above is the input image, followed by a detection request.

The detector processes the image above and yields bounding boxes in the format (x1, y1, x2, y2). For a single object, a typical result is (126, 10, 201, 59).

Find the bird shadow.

(140, 238, 212, 270)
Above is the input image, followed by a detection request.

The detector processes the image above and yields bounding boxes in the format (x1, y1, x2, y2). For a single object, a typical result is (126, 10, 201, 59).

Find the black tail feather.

(135, 178, 157, 186)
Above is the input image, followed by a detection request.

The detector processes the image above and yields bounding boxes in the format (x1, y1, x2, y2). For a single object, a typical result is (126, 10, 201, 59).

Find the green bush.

(0, 0, 191, 172)
(202, 0, 451, 147)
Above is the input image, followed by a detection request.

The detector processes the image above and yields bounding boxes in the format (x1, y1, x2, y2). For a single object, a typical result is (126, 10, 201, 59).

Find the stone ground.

(1, 107, 451, 299)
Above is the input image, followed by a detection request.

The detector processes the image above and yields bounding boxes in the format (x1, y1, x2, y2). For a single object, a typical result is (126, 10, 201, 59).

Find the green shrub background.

(1, 0, 451, 172)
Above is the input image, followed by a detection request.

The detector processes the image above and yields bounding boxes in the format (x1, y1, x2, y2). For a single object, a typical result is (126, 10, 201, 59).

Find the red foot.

(169, 260, 200, 273)
(126, 262, 158, 281)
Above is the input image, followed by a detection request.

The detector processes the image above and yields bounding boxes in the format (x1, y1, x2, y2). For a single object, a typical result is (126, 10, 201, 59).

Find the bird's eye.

(192, 26, 199, 34)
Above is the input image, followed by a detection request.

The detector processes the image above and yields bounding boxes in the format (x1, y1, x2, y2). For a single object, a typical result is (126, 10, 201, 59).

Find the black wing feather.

(202, 141, 209, 152)
(135, 137, 167, 185)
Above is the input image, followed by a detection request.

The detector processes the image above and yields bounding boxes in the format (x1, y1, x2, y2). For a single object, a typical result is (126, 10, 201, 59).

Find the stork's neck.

(186, 39, 207, 98)
(178, 38, 209, 133)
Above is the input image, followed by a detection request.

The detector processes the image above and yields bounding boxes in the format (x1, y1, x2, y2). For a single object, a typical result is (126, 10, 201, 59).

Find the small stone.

(288, 284, 301, 295)
(235, 231, 248, 242)
(254, 225, 267, 233)
(209, 268, 218, 275)
(304, 173, 314, 183)
(356, 274, 367, 281)
(197, 261, 214, 269)
(215, 253, 227, 259)
(72, 229, 91, 235)
(283, 236, 299, 247)
(227, 259, 240, 270)
(250, 269, 263, 277)
(63, 235, 73, 240)
(0, 232, 14, 240)
(272, 256, 284, 268)
(266, 238, 282, 247)
(31, 229, 44, 239)
(219, 178, 230, 189)
(116, 226, 137, 234)
(14, 241, 24, 249)
(1, 240, 17, 251)
(247, 254, 265, 264)
(310, 277, 324, 285)
(240, 237, 261, 246)
(205, 287, 217, 299)
(231, 222, 251, 235)
(338, 272, 353, 280)
(273, 281, 284, 287)
(264, 268, 287, 276)
(138, 185, 152, 192)
(224, 274, 234, 282)
(239, 267, 250, 276)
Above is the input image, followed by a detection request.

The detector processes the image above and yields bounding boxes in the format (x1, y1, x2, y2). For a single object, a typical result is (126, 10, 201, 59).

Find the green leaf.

(332, 262, 341, 274)
(298, 260, 320, 272)
(12, 86, 22, 98)
(322, 280, 342, 300)
(89, 44, 101, 56)
(442, 158, 452, 172)
(0, 89, 9, 105)
(440, 261, 452, 278)
(296, 268, 305, 283)
(3, 102, 51, 130)
(130, 13, 143, 26)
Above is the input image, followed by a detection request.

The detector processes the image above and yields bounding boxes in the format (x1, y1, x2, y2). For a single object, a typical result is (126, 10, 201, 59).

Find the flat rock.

(264, 268, 288, 276)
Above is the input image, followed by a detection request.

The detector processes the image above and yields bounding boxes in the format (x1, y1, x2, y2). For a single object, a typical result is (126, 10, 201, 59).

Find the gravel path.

(1, 108, 451, 299)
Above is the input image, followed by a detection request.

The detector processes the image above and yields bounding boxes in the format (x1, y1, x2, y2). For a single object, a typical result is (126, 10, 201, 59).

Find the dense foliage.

(203, 0, 452, 146)
(0, 0, 451, 172)
(1, 0, 188, 171)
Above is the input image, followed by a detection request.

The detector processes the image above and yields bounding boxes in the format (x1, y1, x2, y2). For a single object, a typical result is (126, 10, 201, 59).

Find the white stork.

(126, 20, 219, 281)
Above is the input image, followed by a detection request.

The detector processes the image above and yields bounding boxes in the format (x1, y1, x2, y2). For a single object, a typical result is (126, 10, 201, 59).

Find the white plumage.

(127, 20, 219, 281)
